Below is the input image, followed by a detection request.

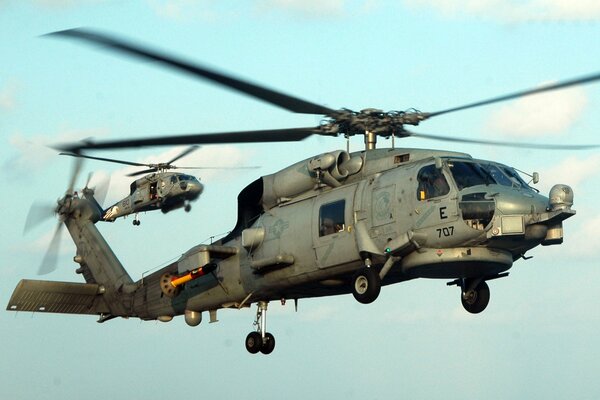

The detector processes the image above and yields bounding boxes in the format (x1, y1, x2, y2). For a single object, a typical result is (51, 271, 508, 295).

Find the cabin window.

(417, 165, 450, 201)
(129, 182, 137, 195)
(171, 176, 178, 184)
(319, 200, 345, 236)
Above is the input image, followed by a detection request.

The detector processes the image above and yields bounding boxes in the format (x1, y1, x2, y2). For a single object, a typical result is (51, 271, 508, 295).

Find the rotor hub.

(320, 108, 427, 142)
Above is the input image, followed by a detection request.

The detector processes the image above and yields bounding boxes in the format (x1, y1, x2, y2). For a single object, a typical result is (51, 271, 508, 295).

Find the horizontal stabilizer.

(6, 279, 110, 315)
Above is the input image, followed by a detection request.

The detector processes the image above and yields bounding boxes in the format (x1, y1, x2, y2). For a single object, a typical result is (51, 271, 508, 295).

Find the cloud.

(5, 128, 110, 173)
(146, 0, 220, 21)
(257, 0, 346, 17)
(485, 85, 588, 138)
(147, 0, 376, 21)
(1, 0, 99, 9)
(562, 213, 600, 258)
(405, 0, 600, 22)
(537, 153, 600, 192)
(0, 81, 18, 111)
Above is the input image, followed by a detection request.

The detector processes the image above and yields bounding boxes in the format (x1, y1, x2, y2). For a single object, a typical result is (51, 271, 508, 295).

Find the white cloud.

(6, 128, 110, 172)
(0, 81, 18, 111)
(537, 153, 600, 192)
(147, 0, 375, 21)
(146, 0, 220, 21)
(405, 0, 600, 22)
(562, 214, 600, 257)
(486, 85, 588, 138)
(257, 0, 346, 17)
(2, 0, 101, 9)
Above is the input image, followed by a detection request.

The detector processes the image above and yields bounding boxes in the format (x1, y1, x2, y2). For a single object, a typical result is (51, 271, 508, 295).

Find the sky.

(1, 1, 600, 399)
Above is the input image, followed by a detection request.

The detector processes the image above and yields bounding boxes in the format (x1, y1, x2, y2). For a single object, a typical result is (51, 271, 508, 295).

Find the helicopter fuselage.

(125, 147, 574, 318)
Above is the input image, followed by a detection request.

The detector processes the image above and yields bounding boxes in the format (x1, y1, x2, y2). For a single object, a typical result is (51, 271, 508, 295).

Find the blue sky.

(1, 1, 600, 399)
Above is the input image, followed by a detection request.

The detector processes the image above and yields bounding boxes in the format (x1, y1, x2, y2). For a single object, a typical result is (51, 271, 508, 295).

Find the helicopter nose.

(186, 181, 204, 199)
(486, 184, 575, 247)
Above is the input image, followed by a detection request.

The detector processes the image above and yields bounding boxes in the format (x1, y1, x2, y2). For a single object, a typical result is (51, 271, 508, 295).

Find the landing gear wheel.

(184, 204, 191, 212)
(245, 332, 263, 354)
(132, 219, 140, 226)
(352, 267, 381, 304)
(461, 281, 490, 314)
(260, 332, 275, 355)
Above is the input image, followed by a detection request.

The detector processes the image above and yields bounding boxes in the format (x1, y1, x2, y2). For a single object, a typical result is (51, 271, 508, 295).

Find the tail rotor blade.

(84, 171, 93, 189)
(38, 223, 63, 275)
(67, 157, 84, 195)
(93, 175, 111, 208)
(24, 201, 56, 234)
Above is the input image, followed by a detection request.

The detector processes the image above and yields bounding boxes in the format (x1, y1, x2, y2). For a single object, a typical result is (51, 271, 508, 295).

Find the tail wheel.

(461, 281, 490, 314)
(352, 267, 381, 304)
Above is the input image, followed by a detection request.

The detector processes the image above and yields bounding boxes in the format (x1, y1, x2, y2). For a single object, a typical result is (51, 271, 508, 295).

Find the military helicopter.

(7, 29, 600, 355)
(60, 145, 255, 225)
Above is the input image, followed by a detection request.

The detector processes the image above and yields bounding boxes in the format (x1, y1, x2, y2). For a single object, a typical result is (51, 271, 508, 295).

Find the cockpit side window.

(171, 175, 178, 184)
(448, 161, 490, 190)
(417, 165, 450, 201)
(319, 200, 345, 236)
(129, 181, 137, 195)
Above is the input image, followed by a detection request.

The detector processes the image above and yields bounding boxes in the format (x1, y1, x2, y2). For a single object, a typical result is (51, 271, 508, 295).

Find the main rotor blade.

(173, 165, 261, 170)
(427, 71, 600, 118)
(60, 152, 150, 168)
(404, 130, 600, 150)
(166, 145, 200, 165)
(55, 127, 323, 152)
(127, 168, 157, 177)
(48, 28, 334, 116)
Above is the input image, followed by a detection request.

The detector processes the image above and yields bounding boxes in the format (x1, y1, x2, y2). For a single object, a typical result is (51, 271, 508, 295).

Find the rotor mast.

(364, 130, 377, 150)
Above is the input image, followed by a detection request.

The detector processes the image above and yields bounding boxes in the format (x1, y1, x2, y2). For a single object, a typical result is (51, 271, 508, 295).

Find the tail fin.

(65, 196, 135, 316)
(7, 196, 135, 319)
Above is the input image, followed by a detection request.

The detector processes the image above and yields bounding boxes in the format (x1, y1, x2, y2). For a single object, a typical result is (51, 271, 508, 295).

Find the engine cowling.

(261, 150, 363, 209)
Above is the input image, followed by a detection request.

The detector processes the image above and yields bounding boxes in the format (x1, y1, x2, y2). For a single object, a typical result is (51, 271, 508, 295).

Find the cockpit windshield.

(178, 174, 194, 182)
(447, 160, 533, 191)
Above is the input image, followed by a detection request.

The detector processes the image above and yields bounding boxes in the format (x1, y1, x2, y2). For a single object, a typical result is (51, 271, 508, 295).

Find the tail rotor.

(24, 156, 85, 275)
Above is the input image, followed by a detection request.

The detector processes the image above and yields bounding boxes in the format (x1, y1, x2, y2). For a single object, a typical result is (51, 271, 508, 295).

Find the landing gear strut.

(245, 301, 275, 355)
(184, 202, 191, 212)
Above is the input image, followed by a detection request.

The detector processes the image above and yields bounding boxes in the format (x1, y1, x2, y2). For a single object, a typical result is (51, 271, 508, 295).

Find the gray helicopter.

(61, 146, 256, 225)
(7, 29, 600, 355)
(61, 146, 207, 226)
